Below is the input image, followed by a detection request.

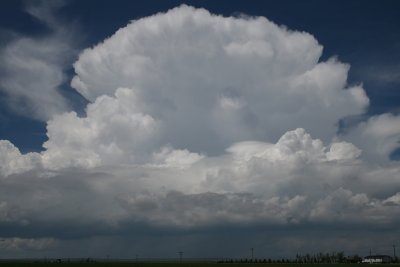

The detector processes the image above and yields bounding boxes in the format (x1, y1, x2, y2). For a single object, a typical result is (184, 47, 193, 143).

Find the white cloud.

(31, 5, 371, 170)
(1, 5, 400, 257)
(0, 0, 77, 121)
(71, 5, 368, 155)
(326, 141, 361, 161)
(309, 188, 370, 222)
(344, 113, 400, 162)
(41, 88, 159, 169)
(383, 192, 400, 205)
(151, 146, 204, 169)
(0, 140, 41, 177)
(3, 128, 399, 230)
(0, 129, 399, 259)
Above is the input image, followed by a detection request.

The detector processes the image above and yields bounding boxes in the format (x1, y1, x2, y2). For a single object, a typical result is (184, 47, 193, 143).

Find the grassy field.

(1, 262, 400, 267)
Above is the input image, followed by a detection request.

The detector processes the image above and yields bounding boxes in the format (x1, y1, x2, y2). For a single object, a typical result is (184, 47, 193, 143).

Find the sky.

(0, 0, 400, 260)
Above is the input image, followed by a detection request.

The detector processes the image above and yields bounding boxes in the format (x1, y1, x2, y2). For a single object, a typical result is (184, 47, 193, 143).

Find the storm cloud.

(1, 5, 400, 258)
(0, 0, 78, 121)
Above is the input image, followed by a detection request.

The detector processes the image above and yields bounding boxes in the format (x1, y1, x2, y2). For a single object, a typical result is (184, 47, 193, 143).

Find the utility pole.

(178, 251, 183, 262)
(251, 248, 254, 260)
(393, 245, 396, 259)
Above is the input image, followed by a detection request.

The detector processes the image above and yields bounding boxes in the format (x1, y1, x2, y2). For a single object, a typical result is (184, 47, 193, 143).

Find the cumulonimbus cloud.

(71, 5, 368, 156)
(0, 5, 400, 257)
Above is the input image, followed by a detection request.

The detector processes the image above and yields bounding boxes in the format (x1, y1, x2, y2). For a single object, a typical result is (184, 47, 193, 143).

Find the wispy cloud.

(0, 0, 78, 121)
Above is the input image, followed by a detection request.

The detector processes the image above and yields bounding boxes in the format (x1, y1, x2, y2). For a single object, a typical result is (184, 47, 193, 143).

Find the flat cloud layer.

(1, 5, 400, 258)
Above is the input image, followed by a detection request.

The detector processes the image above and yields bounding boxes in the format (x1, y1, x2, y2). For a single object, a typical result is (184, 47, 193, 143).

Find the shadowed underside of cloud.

(1, 4, 400, 258)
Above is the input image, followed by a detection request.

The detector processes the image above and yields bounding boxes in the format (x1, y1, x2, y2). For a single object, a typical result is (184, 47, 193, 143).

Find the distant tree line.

(217, 258, 292, 264)
(294, 252, 362, 263)
(217, 251, 364, 264)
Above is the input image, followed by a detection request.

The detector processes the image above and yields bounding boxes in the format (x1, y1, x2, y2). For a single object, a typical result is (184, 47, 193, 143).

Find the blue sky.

(0, 0, 400, 259)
